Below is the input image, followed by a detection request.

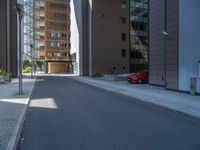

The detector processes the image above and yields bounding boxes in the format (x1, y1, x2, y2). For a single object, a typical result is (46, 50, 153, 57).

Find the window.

(62, 33, 66, 38)
(50, 41, 53, 47)
(129, 0, 149, 72)
(57, 42, 60, 47)
(122, 49, 126, 57)
(48, 52, 67, 57)
(50, 32, 54, 38)
(120, 17, 126, 24)
(122, 33, 126, 41)
(57, 32, 60, 38)
(121, 0, 126, 8)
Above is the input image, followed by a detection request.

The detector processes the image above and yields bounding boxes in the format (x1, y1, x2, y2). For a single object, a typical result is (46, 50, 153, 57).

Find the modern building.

(71, 0, 149, 76)
(71, 0, 130, 76)
(71, 0, 200, 93)
(130, 0, 148, 73)
(23, 0, 34, 61)
(32, 0, 72, 73)
(0, 0, 18, 76)
(149, 0, 200, 93)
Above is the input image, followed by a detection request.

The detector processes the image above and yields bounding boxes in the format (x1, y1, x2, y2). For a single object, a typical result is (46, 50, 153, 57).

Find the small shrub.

(0, 68, 11, 82)
(0, 68, 11, 77)
(23, 67, 31, 74)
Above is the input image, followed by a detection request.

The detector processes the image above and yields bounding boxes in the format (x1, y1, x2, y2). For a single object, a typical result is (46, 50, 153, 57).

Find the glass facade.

(23, 0, 34, 60)
(22, 0, 44, 61)
(130, 0, 148, 72)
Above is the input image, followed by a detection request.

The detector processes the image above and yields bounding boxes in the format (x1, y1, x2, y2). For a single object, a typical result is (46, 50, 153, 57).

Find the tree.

(23, 60, 31, 69)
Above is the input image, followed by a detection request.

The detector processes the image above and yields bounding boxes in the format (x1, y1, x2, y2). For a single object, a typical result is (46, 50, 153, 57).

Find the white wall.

(179, 0, 200, 93)
(70, 0, 83, 75)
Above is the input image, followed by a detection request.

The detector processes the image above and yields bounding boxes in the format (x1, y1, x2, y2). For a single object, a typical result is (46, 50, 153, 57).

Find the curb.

(72, 77, 200, 122)
(6, 78, 36, 150)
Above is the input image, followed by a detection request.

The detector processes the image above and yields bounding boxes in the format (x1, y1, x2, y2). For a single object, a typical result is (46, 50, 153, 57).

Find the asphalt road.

(20, 76, 200, 150)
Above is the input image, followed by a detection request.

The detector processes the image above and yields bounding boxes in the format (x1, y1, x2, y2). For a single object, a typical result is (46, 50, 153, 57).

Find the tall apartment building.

(149, 0, 200, 93)
(0, 0, 18, 76)
(33, 0, 72, 73)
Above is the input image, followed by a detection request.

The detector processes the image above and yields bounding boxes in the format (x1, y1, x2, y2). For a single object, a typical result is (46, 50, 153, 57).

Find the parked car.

(127, 71, 148, 84)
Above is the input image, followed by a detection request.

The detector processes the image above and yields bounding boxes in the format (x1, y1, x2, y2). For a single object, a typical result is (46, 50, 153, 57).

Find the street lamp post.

(30, 43, 33, 78)
(162, 31, 168, 88)
(16, 3, 24, 95)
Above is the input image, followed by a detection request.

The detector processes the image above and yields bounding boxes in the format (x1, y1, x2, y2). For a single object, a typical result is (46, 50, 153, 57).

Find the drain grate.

(0, 119, 17, 150)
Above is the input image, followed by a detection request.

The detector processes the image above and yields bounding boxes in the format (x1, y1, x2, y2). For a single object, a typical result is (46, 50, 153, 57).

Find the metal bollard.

(190, 77, 197, 95)
(198, 60, 200, 78)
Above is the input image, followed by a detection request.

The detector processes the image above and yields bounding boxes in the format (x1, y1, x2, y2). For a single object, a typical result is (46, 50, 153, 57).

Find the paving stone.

(73, 77, 200, 120)
(0, 78, 35, 150)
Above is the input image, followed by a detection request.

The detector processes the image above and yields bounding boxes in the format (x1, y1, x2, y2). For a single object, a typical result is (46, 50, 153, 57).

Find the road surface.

(20, 76, 200, 150)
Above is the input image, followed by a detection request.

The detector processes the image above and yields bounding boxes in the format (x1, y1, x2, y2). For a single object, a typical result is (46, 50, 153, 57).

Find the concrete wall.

(179, 0, 200, 93)
(91, 0, 129, 76)
(88, 0, 93, 76)
(70, 0, 82, 75)
(70, 0, 90, 76)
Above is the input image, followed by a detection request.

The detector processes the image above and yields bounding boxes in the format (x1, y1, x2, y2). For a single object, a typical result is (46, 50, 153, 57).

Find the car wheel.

(137, 79, 143, 84)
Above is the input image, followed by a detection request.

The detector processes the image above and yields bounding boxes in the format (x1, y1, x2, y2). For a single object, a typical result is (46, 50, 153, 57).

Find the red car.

(127, 71, 148, 84)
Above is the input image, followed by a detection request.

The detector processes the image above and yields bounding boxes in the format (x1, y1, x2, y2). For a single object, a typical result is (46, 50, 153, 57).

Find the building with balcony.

(32, 0, 72, 73)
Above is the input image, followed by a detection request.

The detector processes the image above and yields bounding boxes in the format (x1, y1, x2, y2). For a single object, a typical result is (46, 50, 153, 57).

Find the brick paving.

(73, 77, 200, 120)
(0, 78, 35, 150)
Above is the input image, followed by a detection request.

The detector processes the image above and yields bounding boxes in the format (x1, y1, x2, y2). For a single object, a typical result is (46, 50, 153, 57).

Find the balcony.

(45, 56, 71, 62)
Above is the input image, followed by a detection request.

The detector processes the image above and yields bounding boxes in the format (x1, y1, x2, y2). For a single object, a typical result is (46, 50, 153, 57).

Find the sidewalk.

(72, 77, 200, 120)
(0, 78, 35, 150)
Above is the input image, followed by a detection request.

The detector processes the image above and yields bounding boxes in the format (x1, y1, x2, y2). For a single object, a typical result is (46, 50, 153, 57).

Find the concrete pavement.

(0, 78, 35, 150)
(21, 76, 200, 150)
(73, 77, 200, 120)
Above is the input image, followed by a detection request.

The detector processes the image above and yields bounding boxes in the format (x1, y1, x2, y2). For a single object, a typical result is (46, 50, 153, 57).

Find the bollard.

(199, 61, 200, 77)
(190, 77, 197, 95)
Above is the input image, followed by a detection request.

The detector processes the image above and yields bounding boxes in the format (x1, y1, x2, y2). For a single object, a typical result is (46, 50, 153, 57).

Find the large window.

(130, 0, 149, 72)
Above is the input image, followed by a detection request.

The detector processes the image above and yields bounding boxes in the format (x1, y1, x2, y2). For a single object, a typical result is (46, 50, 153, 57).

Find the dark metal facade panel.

(149, 0, 165, 86)
(10, 0, 18, 76)
(165, 0, 179, 90)
(82, 0, 90, 76)
(149, 0, 179, 89)
(0, 0, 7, 70)
(91, 0, 129, 76)
(0, 0, 17, 76)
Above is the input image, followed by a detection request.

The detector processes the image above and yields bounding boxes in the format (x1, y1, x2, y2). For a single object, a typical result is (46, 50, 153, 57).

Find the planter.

(5, 75, 11, 82)
(0, 69, 11, 83)
(0, 75, 11, 83)
(0, 75, 6, 83)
